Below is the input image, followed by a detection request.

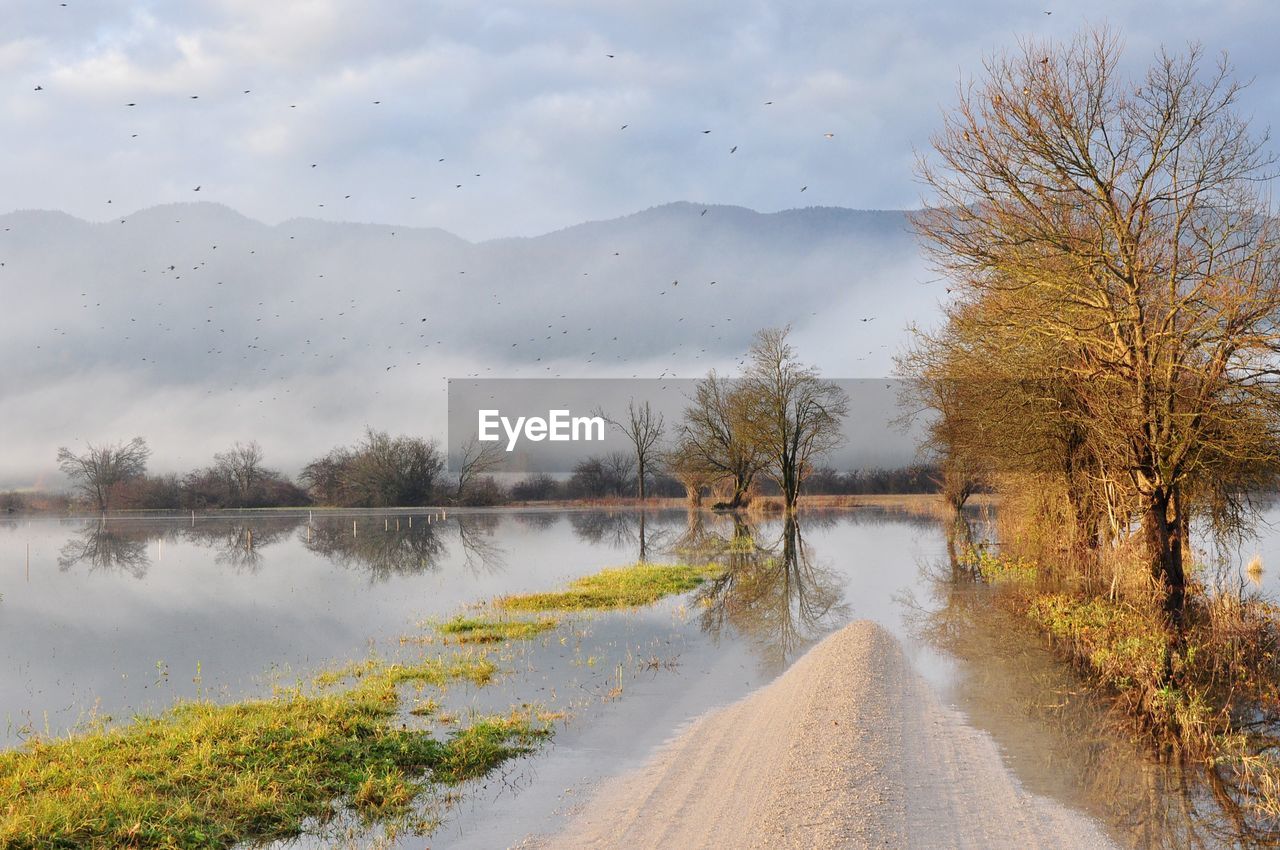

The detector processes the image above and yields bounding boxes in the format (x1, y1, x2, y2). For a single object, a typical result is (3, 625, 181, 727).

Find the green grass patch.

(312, 655, 496, 690)
(0, 656, 543, 849)
(437, 615, 559, 644)
(496, 562, 723, 612)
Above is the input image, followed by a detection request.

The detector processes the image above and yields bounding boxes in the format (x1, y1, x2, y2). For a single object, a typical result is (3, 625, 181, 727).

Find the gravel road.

(535, 620, 1118, 849)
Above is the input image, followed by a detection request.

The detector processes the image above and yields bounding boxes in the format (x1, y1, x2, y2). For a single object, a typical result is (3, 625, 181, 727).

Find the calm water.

(0, 506, 1270, 847)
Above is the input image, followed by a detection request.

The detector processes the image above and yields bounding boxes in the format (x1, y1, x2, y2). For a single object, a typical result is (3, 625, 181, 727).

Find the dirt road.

(538, 620, 1116, 849)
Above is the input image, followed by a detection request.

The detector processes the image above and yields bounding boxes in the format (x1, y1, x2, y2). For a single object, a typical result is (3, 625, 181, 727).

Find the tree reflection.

(569, 509, 673, 562)
(692, 514, 848, 673)
(57, 520, 150, 578)
(186, 517, 301, 572)
(301, 518, 448, 581)
(456, 513, 507, 576)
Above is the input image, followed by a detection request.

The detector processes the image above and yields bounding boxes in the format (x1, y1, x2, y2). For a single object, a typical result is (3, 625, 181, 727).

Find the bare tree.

(664, 439, 711, 506)
(56, 437, 151, 513)
(454, 435, 505, 502)
(740, 327, 849, 512)
(677, 371, 768, 509)
(213, 441, 267, 497)
(598, 399, 665, 500)
(913, 27, 1280, 619)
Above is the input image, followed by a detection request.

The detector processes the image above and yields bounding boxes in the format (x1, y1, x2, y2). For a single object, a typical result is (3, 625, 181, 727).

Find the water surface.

(0, 506, 1263, 847)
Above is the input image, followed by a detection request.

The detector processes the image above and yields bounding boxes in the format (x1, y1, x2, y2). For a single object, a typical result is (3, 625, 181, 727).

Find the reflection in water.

(691, 515, 849, 673)
(190, 518, 300, 572)
(57, 521, 150, 578)
(568, 510, 672, 562)
(25, 506, 1274, 847)
(456, 514, 507, 576)
(53, 513, 509, 581)
(906, 514, 1275, 849)
(302, 519, 447, 580)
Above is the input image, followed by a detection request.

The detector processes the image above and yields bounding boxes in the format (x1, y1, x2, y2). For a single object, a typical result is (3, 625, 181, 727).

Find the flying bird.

(823, 133, 835, 139)
(730, 145, 737, 153)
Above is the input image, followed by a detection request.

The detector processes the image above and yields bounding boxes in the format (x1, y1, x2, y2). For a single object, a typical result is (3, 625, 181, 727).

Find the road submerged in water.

(535, 620, 1117, 849)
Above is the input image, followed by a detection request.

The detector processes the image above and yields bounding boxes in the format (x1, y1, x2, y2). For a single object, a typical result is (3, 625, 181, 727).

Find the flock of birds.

(6, 42, 931, 433)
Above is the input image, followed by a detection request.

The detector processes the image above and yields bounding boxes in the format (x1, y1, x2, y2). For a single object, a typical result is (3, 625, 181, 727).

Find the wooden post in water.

(385, 518, 389, 531)
(353, 520, 358, 537)
(409, 516, 413, 528)
(396, 518, 400, 531)
(246, 528, 253, 550)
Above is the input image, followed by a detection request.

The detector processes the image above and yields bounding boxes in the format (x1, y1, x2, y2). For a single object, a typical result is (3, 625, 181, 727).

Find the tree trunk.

(782, 461, 799, 512)
(727, 469, 753, 509)
(1142, 488, 1186, 624)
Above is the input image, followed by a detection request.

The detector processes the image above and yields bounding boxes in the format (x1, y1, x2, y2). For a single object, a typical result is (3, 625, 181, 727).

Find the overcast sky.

(2, 1, 1279, 485)
(3, 0, 1278, 240)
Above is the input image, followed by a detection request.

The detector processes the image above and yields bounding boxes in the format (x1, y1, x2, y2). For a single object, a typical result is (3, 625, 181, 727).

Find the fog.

(0, 201, 935, 486)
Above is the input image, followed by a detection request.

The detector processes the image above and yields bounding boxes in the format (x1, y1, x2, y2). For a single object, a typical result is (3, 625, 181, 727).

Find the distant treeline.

(8, 428, 941, 513)
(28, 329, 944, 513)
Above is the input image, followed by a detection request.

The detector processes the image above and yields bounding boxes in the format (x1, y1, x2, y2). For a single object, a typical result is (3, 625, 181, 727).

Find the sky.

(3, 0, 1278, 240)
(2, 0, 1280, 485)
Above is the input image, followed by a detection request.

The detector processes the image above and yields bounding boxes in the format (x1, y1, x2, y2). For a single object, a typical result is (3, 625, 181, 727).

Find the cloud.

(4, 1, 1276, 239)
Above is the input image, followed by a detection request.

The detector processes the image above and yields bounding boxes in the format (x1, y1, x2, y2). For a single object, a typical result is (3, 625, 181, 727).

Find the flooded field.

(0, 506, 1269, 847)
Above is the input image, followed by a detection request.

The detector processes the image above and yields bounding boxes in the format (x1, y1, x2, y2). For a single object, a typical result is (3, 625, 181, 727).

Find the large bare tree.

(913, 28, 1280, 619)
(677, 371, 768, 508)
(740, 327, 849, 512)
(57, 437, 151, 513)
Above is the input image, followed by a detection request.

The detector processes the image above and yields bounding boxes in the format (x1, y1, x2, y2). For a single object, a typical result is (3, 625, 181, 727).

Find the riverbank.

(537, 621, 1114, 849)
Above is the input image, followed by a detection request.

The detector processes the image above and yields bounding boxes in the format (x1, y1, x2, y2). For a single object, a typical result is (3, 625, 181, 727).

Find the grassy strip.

(496, 562, 723, 612)
(0, 657, 546, 849)
(437, 615, 559, 644)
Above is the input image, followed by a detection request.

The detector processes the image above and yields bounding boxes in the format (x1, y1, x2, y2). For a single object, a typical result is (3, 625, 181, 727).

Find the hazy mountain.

(0, 201, 939, 485)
